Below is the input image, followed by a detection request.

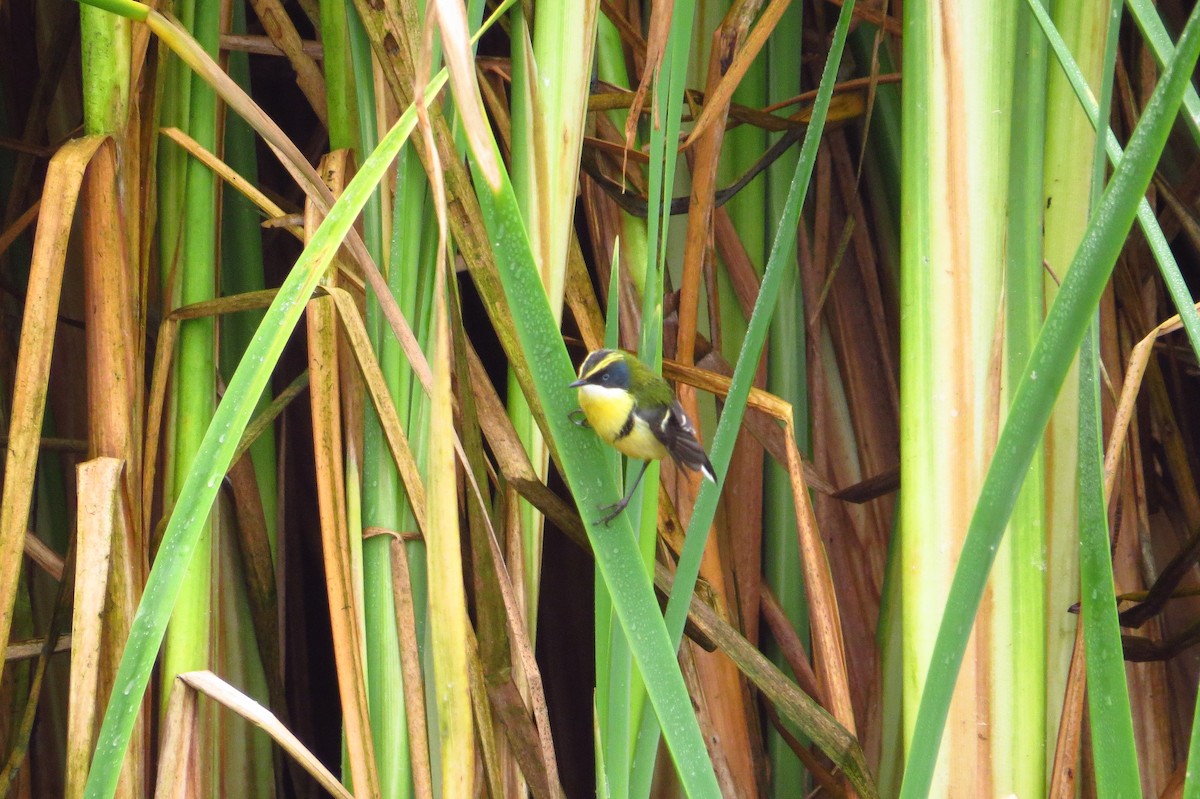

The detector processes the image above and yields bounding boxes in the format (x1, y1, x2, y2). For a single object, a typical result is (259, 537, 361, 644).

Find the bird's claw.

(595, 499, 628, 526)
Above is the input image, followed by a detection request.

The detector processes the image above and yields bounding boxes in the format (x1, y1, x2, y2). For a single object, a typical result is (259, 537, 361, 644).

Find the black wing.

(648, 400, 717, 482)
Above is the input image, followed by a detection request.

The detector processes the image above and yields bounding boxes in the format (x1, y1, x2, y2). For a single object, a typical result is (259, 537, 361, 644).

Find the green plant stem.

(898, 6, 1200, 796)
(83, 67, 446, 799)
(1000, 1, 1050, 793)
(631, 3, 863, 796)
(161, 0, 218, 727)
(464, 117, 725, 799)
(1027, 0, 1200, 367)
(1077, 322, 1141, 796)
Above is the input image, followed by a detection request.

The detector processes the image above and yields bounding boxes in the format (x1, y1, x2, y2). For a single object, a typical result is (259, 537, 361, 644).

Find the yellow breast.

(613, 414, 671, 461)
(577, 384, 669, 462)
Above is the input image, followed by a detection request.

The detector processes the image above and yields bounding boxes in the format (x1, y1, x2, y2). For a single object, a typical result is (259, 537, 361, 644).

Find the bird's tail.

(668, 434, 718, 484)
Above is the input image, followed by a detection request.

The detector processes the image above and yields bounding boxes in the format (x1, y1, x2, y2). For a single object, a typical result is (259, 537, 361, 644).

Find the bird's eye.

(600, 373, 610, 382)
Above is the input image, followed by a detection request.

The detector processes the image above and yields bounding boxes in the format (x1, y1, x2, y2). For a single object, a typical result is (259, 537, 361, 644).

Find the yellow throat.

(576, 384, 670, 462)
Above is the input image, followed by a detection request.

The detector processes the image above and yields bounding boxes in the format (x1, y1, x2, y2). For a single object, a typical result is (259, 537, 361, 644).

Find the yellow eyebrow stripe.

(582, 350, 624, 379)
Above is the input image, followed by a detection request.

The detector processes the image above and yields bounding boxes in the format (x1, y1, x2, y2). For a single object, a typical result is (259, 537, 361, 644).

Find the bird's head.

(569, 349, 633, 391)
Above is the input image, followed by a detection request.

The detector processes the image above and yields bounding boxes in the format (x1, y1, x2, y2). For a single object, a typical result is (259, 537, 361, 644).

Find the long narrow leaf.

(1077, 5, 1140, 789)
(82, 71, 446, 799)
(1124, 0, 1200, 145)
(1185, 687, 1200, 798)
(1078, 325, 1141, 796)
(632, 3, 870, 798)
(898, 7, 1200, 796)
(465, 140, 723, 799)
(1027, 0, 1200, 371)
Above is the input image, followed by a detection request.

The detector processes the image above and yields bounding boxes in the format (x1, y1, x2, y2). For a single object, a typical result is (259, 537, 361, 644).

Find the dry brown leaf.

(682, 0, 791, 150)
(622, 0, 672, 161)
(223, 454, 284, 712)
(386, 534, 435, 799)
(22, 532, 65, 582)
(1048, 621, 1087, 799)
(171, 671, 353, 799)
(430, 0, 500, 188)
(303, 161, 381, 798)
(328, 287, 429, 533)
(0, 200, 40, 260)
(244, 0, 329, 126)
(153, 673, 200, 799)
(427, 228, 476, 796)
(66, 458, 123, 799)
(1104, 302, 1200, 501)
(0, 135, 106, 672)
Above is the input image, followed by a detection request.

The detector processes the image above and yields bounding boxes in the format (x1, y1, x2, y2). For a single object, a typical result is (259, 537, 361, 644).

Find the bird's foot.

(595, 498, 630, 526)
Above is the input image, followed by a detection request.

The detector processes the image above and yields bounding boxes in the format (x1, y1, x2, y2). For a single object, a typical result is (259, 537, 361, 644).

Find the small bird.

(569, 348, 717, 524)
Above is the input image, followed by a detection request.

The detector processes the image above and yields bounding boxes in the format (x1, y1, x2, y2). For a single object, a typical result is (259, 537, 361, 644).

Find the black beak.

(568, 377, 587, 388)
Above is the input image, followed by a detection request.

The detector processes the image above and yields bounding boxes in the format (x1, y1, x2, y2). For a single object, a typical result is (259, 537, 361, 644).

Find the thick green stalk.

(898, 2, 1017, 795)
(593, 16, 651, 295)
(80, 6, 130, 135)
(507, 0, 600, 644)
(1037, 0, 1110, 758)
(1027, 0, 1200, 369)
(154, 0, 193, 513)
(222, 1, 278, 567)
(161, 0, 218, 733)
(622, 1, 699, 791)
(998, 2, 1049, 794)
(463, 94, 725, 797)
(322, 0, 414, 793)
(216, 3, 278, 795)
(505, 7, 547, 643)
(631, 4, 867, 796)
(906, 0, 1016, 705)
(83, 59, 447, 799)
(591, 17, 653, 794)
(359, 200, 422, 799)
(320, 0, 360, 152)
(530, 0, 598, 318)
(899, 6, 1200, 796)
